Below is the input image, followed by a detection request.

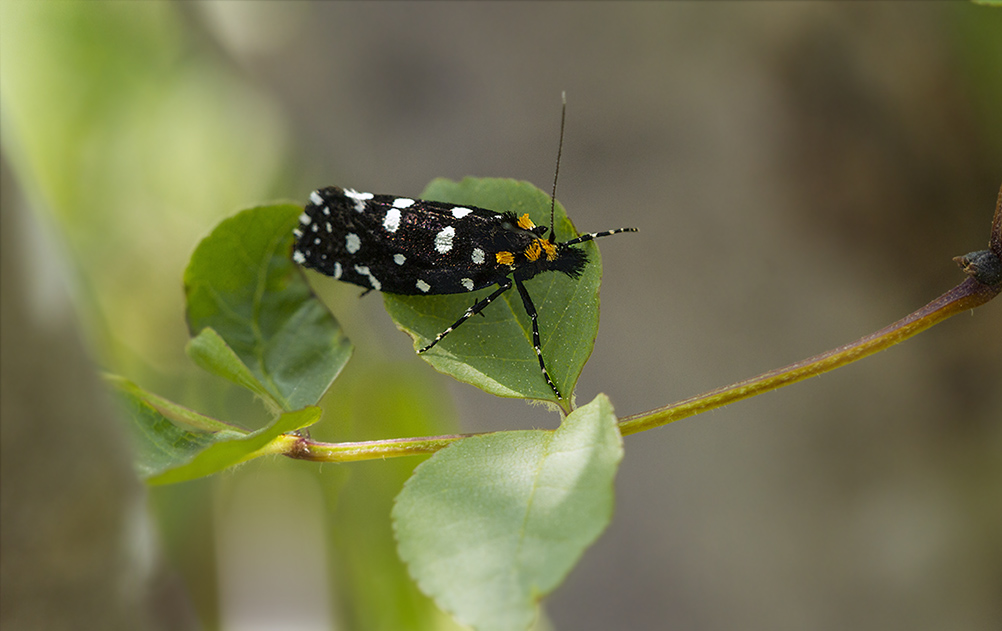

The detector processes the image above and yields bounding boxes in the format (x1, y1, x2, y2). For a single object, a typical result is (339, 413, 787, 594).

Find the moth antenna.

(548, 91, 567, 244)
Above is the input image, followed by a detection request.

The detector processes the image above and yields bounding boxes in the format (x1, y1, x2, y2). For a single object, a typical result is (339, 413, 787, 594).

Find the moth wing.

(362, 196, 523, 295)
(294, 188, 526, 295)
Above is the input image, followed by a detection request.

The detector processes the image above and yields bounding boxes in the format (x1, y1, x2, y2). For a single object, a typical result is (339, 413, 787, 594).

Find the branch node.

(953, 249, 1002, 287)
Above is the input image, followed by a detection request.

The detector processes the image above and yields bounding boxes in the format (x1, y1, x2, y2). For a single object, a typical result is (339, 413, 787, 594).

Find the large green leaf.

(384, 178, 605, 403)
(392, 394, 623, 631)
(184, 203, 353, 410)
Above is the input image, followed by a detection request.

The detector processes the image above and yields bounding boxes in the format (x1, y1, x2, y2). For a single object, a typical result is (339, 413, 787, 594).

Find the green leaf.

(107, 374, 244, 435)
(147, 406, 321, 486)
(383, 178, 605, 403)
(392, 394, 623, 631)
(186, 327, 282, 413)
(111, 373, 322, 484)
(184, 203, 353, 410)
(110, 375, 247, 479)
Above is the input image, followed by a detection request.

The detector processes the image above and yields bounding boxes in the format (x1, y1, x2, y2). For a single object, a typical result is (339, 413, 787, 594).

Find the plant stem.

(279, 432, 474, 463)
(618, 275, 998, 436)
(285, 188, 1002, 463)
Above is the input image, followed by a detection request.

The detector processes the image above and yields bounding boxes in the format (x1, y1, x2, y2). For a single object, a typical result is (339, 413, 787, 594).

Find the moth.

(293, 101, 636, 399)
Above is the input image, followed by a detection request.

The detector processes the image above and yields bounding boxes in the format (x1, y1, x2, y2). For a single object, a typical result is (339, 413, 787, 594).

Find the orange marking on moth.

(524, 240, 542, 262)
(496, 251, 515, 266)
(540, 239, 558, 261)
(517, 213, 536, 230)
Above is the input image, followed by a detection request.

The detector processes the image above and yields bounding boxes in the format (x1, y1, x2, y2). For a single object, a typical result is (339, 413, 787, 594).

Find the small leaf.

(111, 374, 321, 484)
(107, 374, 243, 434)
(147, 407, 321, 486)
(384, 178, 605, 403)
(184, 203, 353, 409)
(393, 394, 623, 631)
(110, 375, 248, 479)
(186, 327, 282, 413)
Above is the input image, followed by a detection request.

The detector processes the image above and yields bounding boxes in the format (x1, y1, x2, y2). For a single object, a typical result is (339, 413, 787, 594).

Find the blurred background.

(2, 2, 1000, 630)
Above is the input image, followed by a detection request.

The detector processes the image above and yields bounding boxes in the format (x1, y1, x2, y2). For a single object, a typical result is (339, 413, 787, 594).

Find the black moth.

(292, 105, 636, 400)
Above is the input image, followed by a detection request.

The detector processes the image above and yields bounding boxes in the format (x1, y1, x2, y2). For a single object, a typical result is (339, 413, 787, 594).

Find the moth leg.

(419, 278, 513, 353)
(460, 298, 487, 318)
(514, 277, 561, 400)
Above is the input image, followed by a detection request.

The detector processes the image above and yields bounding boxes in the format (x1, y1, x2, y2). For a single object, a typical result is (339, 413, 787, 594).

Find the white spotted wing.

(293, 186, 537, 295)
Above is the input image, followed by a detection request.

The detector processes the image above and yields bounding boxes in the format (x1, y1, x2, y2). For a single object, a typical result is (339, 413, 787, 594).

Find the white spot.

(299, 212, 312, 225)
(471, 248, 485, 264)
(344, 188, 372, 200)
(461, 278, 475, 291)
(393, 198, 416, 209)
(293, 228, 302, 238)
(383, 208, 402, 232)
(325, 222, 333, 233)
(416, 279, 431, 293)
(394, 253, 406, 265)
(322, 206, 331, 216)
(313, 237, 321, 245)
(344, 188, 374, 212)
(333, 262, 342, 279)
(309, 191, 323, 205)
(354, 265, 381, 291)
(345, 233, 361, 254)
(292, 250, 306, 264)
(451, 207, 473, 218)
(435, 226, 455, 254)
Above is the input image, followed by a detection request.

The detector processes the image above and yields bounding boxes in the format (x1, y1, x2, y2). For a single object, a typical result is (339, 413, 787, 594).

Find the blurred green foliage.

(2, 1, 289, 381)
(1, 2, 460, 628)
